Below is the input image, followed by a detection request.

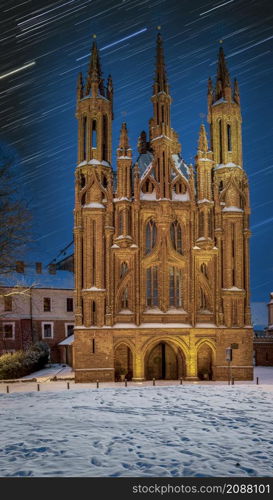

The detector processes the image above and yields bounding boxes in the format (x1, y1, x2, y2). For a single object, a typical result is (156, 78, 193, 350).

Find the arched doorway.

(197, 343, 213, 380)
(114, 343, 133, 381)
(145, 341, 185, 380)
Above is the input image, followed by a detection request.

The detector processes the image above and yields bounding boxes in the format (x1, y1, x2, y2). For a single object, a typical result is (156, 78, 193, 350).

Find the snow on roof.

(212, 97, 227, 106)
(214, 162, 242, 171)
(58, 334, 74, 346)
(83, 202, 105, 209)
(222, 206, 243, 212)
(137, 151, 154, 177)
(172, 154, 190, 180)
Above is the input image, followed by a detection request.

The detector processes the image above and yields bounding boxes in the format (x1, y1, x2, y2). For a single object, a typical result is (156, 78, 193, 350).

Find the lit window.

(146, 267, 158, 307)
(120, 262, 128, 278)
(121, 288, 129, 309)
(169, 267, 182, 308)
(145, 220, 157, 254)
(170, 221, 183, 254)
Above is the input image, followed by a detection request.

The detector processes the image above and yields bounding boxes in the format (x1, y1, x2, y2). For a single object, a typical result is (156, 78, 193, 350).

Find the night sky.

(0, 0, 273, 324)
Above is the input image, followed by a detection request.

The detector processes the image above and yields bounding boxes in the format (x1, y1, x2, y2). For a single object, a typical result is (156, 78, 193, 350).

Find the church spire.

(117, 122, 131, 158)
(215, 46, 231, 101)
(153, 31, 169, 95)
(86, 36, 104, 96)
(77, 71, 84, 101)
(198, 123, 208, 153)
(233, 77, 240, 104)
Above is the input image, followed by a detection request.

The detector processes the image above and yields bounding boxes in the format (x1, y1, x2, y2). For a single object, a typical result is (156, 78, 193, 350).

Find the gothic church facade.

(73, 33, 253, 382)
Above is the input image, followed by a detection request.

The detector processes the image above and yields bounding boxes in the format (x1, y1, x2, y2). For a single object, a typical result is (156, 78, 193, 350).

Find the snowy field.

(1, 376, 273, 477)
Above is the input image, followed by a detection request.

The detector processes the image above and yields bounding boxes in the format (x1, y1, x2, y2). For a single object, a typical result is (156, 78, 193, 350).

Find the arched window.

(208, 209, 213, 238)
(227, 124, 232, 151)
(127, 209, 131, 236)
(121, 288, 129, 309)
(81, 192, 86, 206)
(200, 289, 208, 310)
(91, 301, 96, 325)
(145, 219, 157, 254)
(118, 211, 123, 236)
(170, 220, 183, 254)
(91, 220, 96, 286)
(161, 105, 164, 123)
(232, 300, 237, 326)
(219, 120, 223, 163)
(201, 263, 208, 279)
(174, 181, 186, 195)
(199, 212, 204, 238)
(92, 120, 97, 149)
(80, 174, 86, 188)
(142, 179, 154, 194)
(102, 175, 107, 188)
(219, 181, 224, 191)
(169, 267, 182, 308)
(146, 267, 158, 307)
(120, 262, 128, 278)
(83, 116, 87, 160)
(102, 115, 108, 161)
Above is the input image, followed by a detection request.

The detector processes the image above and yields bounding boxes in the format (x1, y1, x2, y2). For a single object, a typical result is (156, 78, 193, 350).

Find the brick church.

(73, 31, 253, 382)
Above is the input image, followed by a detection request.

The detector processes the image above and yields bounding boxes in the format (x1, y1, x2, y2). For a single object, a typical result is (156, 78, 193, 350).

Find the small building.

(253, 293, 273, 366)
(0, 261, 74, 365)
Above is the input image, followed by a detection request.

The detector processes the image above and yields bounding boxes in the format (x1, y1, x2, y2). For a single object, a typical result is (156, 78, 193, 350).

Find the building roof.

(0, 269, 74, 290)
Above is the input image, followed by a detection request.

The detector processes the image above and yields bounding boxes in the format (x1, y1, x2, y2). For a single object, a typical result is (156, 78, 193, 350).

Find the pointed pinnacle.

(233, 77, 240, 103)
(77, 72, 83, 100)
(208, 76, 213, 94)
(217, 46, 230, 89)
(153, 31, 168, 94)
(198, 124, 208, 153)
(86, 39, 104, 95)
(119, 122, 129, 150)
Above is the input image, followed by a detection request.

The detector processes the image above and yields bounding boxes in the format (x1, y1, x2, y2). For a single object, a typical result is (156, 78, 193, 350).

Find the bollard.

(256, 376, 259, 385)
(6, 385, 9, 394)
(125, 378, 127, 387)
(67, 382, 70, 390)
(180, 377, 183, 385)
(153, 378, 155, 386)
(37, 383, 40, 392)
(232, 377, 235, 385)
(96, 380, 99, 389)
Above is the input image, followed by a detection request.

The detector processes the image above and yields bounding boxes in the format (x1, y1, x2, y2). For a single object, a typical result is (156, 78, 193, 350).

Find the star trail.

(0, 0, 273, 326)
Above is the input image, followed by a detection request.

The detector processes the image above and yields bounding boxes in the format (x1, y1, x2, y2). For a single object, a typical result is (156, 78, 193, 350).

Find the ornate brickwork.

(73, 34, 253, 382)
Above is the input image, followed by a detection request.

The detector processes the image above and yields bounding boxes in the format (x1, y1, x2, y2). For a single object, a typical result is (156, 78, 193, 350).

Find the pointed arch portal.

(145, 341, 186, 380)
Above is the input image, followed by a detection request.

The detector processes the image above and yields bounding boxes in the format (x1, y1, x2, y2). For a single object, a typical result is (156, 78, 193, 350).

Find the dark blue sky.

(0, 0, 273, 317)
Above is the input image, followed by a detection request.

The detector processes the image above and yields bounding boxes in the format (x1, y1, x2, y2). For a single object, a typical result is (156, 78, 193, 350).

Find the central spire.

(86, 36, 105, 96)
(215, 46, 231, 100)
(153, 31, 169, 95)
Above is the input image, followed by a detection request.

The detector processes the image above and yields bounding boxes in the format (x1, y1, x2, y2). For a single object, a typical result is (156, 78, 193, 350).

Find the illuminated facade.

(73, 33, 253, 382)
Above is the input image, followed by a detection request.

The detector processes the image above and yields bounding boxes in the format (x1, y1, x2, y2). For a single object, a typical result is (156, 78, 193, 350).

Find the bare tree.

(0, 145, 31, 276)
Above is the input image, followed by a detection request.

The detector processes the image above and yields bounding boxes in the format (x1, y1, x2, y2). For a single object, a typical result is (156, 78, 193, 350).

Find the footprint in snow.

(90, 457, 102, 466)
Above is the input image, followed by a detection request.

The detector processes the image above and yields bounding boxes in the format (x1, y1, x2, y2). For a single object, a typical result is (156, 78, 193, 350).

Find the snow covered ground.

(1, 370, 273, 477)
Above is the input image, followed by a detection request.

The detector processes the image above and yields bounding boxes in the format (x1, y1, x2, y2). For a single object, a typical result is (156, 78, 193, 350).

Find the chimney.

(16, 261, 25, 273)
(36, 262, 42, 274)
